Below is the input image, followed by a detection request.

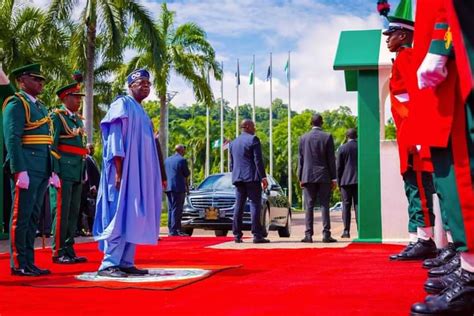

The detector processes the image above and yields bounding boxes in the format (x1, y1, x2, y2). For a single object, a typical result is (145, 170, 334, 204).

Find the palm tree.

(48, 0, 163, 142)
(0, 0, 69, 78)
(126, 3, 222, 157)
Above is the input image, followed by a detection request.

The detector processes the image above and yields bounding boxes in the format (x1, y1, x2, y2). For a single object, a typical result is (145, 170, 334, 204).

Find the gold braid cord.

(2, 93, 51, 131)
(54, 109, 85, 140)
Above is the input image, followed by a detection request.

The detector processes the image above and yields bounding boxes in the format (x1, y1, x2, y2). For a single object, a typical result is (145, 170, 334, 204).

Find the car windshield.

(197, 174, 234, 191)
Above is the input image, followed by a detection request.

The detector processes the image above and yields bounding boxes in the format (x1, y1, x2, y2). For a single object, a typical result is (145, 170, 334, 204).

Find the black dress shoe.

(423, 243, 457, 269)
(234, 237, 243, 243)
(397, 238, 437, 261)
(70, 256, 88, 263)
(11, 267, 40, 277)
(27, 264, 51, 275)
(390, 242, 415, 260)
(429, 253, 461, 277)
(119, 266, 149, 275)
(52, 255, 75, 264)
(97, 267, 128, 278)
(253, 238, 270, 244)
(177, 231, 190, 237)
(341, 232, 350, 238)
(322, 236, 337, 243)
(410, 269, 474, 316)
(425, 268, 463, 294)
(301, 236, 313, 243)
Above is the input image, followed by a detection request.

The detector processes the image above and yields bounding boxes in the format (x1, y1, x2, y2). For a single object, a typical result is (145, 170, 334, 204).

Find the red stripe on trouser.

(10, 186, 20, 268)
(451, 98, 474, 252)
(416, 171, 431, 227)
(54, 186, 62, 257)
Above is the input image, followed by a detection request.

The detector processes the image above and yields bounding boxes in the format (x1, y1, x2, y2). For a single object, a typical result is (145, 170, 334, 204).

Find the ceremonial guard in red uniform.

(383, 0, 437, 262)
(406, 0, 474, 314)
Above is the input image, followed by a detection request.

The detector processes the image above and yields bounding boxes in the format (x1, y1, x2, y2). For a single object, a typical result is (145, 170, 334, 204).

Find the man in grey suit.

(336, 128, 358, 239)
(298, 114, 337, 243)
(165, 145, 190, 236)
(230, 119, 269, 244)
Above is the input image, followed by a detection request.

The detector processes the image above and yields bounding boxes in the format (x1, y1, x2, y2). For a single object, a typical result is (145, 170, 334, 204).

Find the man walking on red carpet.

(93, 69, 163, 278)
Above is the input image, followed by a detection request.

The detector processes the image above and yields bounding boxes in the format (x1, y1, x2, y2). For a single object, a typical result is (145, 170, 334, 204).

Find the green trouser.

(9, 175, 49, 269)
(51, 180, 82, 258)
(403, 169, 435, 233)
(431, 145, 467, 252)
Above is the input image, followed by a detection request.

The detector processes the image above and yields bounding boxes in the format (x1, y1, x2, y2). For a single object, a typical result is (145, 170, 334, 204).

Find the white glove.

(49, 172, 61, 188)
(15, 171, 30, 189)
(417, 53, 449, 89)
(0, 65, 9, 85)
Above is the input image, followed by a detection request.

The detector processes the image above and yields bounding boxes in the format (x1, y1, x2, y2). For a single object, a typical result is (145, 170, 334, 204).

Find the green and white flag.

(284, 59, 289, 82)
(249, 63, 254, 85)
(212, 139, 220, 149)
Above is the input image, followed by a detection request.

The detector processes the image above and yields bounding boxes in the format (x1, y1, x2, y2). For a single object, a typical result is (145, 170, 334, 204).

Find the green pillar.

(356, 70, 382, 242)
(334, 29, 386, 242)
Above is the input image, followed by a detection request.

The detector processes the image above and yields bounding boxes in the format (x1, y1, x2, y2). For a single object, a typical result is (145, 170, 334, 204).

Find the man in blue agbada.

(93, 69, 162, 278)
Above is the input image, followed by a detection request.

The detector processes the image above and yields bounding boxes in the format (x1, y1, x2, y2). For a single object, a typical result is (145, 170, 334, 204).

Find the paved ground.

(0, 210, 358, 254)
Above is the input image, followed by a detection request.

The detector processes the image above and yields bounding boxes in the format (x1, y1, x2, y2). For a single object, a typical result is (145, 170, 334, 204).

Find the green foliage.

(385, 117, 397, 140)
(150, 97, 359, 208)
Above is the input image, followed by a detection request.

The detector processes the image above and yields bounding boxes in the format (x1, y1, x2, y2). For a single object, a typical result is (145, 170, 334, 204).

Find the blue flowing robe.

(93, 95, 162, 246)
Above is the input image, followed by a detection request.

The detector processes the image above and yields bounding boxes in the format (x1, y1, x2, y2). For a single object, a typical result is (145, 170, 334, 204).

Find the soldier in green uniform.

(2, 63, 60, 276)
(50, 82, 88, 264)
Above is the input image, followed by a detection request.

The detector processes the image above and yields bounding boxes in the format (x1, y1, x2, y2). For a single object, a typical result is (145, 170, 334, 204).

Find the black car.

(181, 173, 291, 237)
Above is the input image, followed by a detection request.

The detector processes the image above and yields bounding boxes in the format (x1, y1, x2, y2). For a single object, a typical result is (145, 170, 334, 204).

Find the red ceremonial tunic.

(390, 46, 433, 174)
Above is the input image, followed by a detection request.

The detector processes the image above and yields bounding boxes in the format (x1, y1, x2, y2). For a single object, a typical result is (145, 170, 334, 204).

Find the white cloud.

(167, 11, 383, 114)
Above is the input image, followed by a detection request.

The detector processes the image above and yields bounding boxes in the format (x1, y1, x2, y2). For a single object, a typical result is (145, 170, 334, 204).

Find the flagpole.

(220, 61, 224, 174)
(205, 69, 210, 178)
(269, 52, 273, 176)
(236, 58, 240, 138)
(252, 54, 256, 123)
(287, 51, 292, 208)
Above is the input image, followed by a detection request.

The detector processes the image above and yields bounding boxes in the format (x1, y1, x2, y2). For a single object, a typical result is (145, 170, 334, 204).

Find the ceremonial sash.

(58, 144, 88, 156)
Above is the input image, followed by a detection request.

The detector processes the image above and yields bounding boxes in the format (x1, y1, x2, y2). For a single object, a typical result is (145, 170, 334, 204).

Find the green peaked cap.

(11, 63, 46, 80)
(384, 0, 414, 35)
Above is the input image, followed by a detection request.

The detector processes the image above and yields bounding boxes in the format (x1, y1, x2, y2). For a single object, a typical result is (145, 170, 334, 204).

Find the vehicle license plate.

(205, 207, 219, 220)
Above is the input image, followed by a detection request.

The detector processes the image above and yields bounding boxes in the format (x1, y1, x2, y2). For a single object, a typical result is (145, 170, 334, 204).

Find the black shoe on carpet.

(119, 266, 149, 275)
(98, 267, 128, 278)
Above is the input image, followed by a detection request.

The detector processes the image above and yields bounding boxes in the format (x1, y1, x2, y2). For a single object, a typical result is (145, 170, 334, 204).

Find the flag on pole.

(284, 59, 289, 82)
(235, 60, 240, 86)
(212, 139, 220, 149)
(266, 64, 272, 81)
(249, 63, 254, 85)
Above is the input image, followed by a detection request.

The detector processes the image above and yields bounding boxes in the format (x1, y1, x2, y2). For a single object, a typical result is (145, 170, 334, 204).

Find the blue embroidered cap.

(127, 69, 150, 86)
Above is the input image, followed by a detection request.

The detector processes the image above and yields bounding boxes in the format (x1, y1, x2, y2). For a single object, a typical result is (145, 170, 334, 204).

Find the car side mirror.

(270, 184, 281, 191)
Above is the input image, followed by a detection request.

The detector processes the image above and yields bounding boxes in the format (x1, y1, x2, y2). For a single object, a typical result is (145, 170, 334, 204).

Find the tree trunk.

(159, 93, 167, 159)
(84, 23, 96, 142)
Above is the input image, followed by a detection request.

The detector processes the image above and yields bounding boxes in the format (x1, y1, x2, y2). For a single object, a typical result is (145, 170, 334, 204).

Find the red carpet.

(0, 238, 430, 316)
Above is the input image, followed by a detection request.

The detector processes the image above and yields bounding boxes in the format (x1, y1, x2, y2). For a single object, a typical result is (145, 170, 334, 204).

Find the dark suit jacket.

(336, 140, 358, 186)
(155, 136, 167, 182)
(230, 132, 266, 184)
(298, 127, 336, 184)
(85, 155, 100, 189)
(165, 153, 190, 193)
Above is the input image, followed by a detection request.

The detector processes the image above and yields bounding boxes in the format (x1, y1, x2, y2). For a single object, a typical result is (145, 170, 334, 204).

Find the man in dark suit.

(165, 144, 190, 236)
(298, 114, 337, 243)
(336, 128, 358, 239)
(78, 143, 100, 236)
(230, 119, 269, 244)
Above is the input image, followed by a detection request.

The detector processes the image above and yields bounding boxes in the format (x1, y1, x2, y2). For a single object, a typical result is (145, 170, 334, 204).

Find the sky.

(27, 0, 391, 114)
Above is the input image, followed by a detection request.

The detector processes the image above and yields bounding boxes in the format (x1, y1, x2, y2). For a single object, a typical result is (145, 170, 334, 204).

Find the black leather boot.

(396, 238, 437, 261)
(428, 253, 461, 277)
(389, 242, 415, 260)
(424, 268, 462, 294)
(423, 243, 457, 269)
(411, 269, 474, 316)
